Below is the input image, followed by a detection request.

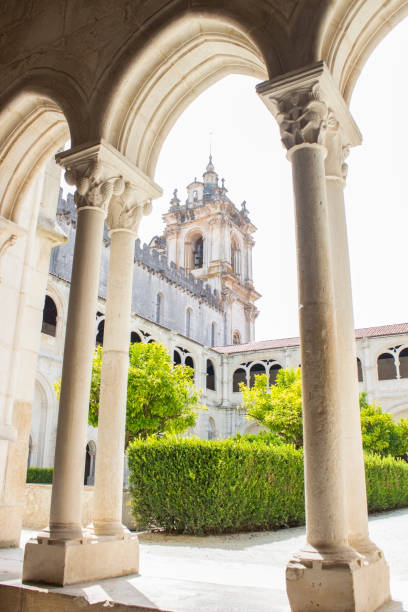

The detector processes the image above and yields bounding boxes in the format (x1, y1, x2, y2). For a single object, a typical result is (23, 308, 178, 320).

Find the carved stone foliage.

(64, 160, 126, 213)
(272, 83, 329, 150)
(107, 182, 152, 233)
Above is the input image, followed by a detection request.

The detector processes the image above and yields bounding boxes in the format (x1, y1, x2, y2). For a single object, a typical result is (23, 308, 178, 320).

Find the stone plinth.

(286, 548, 390, 612)
(22, 532, 139, 586)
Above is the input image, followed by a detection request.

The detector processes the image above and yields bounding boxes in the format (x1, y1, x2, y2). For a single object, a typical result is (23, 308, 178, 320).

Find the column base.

(22, 531, 139, 586)
(286, 546, 390, 612)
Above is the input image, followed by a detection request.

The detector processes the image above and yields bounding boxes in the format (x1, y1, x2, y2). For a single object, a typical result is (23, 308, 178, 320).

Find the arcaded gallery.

(0, 2, 407, 611)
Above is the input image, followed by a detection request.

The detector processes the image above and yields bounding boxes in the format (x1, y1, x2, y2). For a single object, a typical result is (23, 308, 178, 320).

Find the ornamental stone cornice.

(256, 62, 361, 153)
(55, 140, 162, 215)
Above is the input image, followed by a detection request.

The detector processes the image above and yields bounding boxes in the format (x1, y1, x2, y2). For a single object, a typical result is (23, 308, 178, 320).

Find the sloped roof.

(213, 323, 408, 354)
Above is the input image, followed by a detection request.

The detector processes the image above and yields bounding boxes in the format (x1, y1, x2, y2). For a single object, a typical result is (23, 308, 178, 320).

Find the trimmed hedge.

(127, 438, 408, 535)
(27, 467, 53, 484)
(127, 437, 304, 534)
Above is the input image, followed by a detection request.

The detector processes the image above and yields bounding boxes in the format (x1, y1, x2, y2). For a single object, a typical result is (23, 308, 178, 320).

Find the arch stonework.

(1, 1, 406, 607)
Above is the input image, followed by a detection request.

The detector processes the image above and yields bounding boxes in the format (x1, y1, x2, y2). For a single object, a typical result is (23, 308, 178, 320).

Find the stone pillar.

(325, 120, 375, 555)
(257, 62, 390, 612)
(92, 183, 160, 537)
(23, 141, 162, 586)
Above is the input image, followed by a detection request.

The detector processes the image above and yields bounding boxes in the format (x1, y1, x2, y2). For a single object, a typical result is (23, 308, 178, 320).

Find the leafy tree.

(56, 342, 202, 444)
(359, 392, 408, 458)
(240, 371, 408, 457)
(240, 368, 303, 448)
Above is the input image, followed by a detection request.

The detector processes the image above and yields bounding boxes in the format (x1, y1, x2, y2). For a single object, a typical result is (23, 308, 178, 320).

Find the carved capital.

(107, 182, 152, 234)
(64, 161, 125, 213)
(56, 140, 162, 217)
(257, 62, 361, 153)
(271, 83, 328, 149)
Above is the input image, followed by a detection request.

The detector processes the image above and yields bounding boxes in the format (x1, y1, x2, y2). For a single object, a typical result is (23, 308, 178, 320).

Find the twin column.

(257, 63, 390, 610)
(31, 142, 161, 550)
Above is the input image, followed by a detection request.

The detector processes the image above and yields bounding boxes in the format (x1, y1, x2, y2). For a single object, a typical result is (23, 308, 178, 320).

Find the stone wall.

(23, 484, 136, 530)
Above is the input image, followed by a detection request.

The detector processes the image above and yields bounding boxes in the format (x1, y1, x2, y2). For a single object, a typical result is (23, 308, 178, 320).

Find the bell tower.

(162, 156, 260, 344)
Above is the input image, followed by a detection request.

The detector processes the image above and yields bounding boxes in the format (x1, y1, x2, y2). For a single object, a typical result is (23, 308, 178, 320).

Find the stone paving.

(0, 508, 407, 611)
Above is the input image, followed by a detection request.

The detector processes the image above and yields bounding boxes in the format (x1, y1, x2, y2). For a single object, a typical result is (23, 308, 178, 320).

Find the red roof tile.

(213, 323, 408, 354)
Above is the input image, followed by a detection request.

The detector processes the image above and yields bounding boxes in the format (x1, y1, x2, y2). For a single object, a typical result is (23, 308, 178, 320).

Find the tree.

(240, 368, 303, 448)
(240, 370, 408, 457)
(359, 392, 408, 458)
(56, 342, 202, 444)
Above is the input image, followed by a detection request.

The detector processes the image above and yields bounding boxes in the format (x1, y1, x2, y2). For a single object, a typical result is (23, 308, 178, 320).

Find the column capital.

(55, 140, 162, 216)
(256, 62, 361, 153)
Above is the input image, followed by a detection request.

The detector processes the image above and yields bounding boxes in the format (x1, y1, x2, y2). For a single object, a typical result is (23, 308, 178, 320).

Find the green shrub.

(26, 467, 53, 484)
(127, 437, 304, 534)
(127, 438, 408, 535)
(365, 453, 408, 511)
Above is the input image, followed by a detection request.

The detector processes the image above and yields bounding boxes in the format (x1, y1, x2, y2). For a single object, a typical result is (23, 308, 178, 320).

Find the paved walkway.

(0, 508, 407, 611)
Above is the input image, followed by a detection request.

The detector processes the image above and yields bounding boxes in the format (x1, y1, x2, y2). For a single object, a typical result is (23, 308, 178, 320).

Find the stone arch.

(206, 359, 215, 391)
(0, 91, 71, 224)
(173, 348, 182, 365)
(319, 3, 408, 103)
(243, 421, 263, 435)
(398, 347, 408, 379)
(357, 357, 363, 383)
(41, 295, 58, 337)
(377, 350, 397, 381)
(233, 367, 247, 392)
(99, 14, 268, 178)
(130, 331, 142, 343)
(185, 355, 195, 371)
(269, 362, 282, 386)
(249, 362, 266, 387)
(184, 228, 204, 272)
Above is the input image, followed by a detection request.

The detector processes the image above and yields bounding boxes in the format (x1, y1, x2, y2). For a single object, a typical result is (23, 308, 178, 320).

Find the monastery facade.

(32, 157, 408, 484)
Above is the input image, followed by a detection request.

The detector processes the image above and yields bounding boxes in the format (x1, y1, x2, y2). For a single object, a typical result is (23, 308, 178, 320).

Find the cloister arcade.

(1, 1, 408, 609)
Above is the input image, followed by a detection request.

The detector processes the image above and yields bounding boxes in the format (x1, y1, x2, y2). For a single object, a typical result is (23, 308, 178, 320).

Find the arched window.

(231, 237, 241, 275)
(186, 308, 192, 337)
(193, 236, 203, 269)
(357, 357, 363, 382)
(206, 359, 215, 391)
(211, 322, 216, 347)
(233, 368, 246, 392)
(207, 417, 216, 441)
(399, 348, 408, 378)
(96, 319, 105, 346)
(269, 363, 282, 386)
(156, 293, 163, 323)
(147, 338, 156, 344)
(232, 330, 241, 345)
(130, 331, 142, 343)
(41, 295, 57, 336)
(84, 441, 96, 485)
(185, 355, 194, 371)
(173, 349, 182, 365)
(249, 363, 266, 387)
(377, 352, 397, 380)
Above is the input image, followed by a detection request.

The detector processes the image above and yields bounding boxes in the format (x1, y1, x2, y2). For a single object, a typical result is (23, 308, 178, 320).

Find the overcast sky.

(137, 19, 408, 342)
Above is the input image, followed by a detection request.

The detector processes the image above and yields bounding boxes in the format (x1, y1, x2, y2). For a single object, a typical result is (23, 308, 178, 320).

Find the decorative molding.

(56, 140, 162, 214)
(256, 61, 361, 152)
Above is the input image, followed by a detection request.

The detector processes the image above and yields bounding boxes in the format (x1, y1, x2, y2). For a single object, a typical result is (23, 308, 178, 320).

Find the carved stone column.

(92, 178, 161, 537)
(325, 118, 376, 556)
(258, 62, 390, 612)
(22, 141, 162, 586)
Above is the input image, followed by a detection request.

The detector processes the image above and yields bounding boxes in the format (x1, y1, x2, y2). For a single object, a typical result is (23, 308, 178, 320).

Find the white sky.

(138, 17, 408, 342)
